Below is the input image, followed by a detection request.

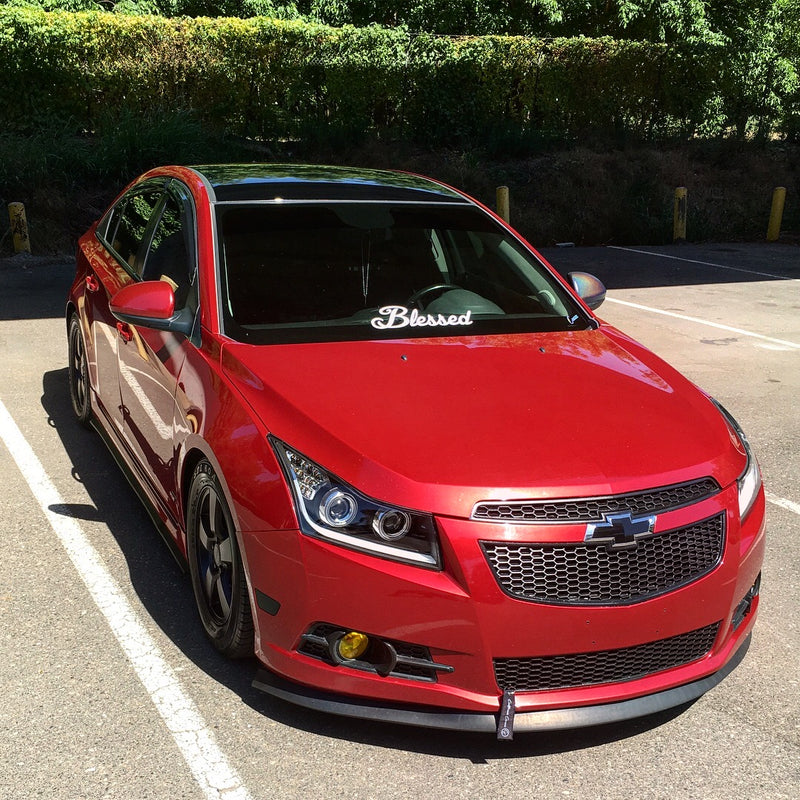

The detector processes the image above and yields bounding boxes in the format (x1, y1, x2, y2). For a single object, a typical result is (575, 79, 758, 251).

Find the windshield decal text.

(370, 305, 474, 330)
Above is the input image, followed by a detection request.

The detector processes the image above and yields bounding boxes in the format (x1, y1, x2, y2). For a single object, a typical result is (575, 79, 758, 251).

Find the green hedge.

(0, 8, 758, 144)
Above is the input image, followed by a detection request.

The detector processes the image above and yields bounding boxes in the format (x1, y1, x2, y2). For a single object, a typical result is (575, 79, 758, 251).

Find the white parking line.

(766, 491, 800, 517)
(605, 297, 800, 350)
(608, 246, 799, 281)
(0, 399, 253, 800)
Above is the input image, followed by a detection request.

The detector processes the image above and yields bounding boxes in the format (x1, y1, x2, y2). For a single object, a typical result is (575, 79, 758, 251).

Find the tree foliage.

(1, 0, 798, 139)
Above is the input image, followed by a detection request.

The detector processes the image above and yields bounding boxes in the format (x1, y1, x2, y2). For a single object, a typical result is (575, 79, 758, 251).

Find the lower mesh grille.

(494, 622, 720, 691)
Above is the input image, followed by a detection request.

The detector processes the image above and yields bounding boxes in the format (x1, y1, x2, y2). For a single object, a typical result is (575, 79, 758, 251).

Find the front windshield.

(216, 202, 590, 344)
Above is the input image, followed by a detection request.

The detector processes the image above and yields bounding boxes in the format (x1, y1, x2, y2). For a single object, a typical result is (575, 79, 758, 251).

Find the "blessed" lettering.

(370, 305, 474, 330)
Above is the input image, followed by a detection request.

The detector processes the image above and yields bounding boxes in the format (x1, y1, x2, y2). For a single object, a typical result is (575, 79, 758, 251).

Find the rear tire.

(68, 315, 92, 426)
(186, 460, 254, 658)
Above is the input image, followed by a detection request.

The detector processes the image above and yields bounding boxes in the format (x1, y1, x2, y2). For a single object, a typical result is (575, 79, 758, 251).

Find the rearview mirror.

(568, 271, 606, 310)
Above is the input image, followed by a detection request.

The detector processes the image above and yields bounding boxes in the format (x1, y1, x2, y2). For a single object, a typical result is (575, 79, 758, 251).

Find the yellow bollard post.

(767, 187, 786, 242)
(8, 202, 31, 254)
(673, 187, 687, 243)
(496, 186, 510, 224)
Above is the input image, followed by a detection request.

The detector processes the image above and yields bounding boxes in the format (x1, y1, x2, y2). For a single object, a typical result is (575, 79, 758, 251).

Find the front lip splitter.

(253, 633, 750, 735)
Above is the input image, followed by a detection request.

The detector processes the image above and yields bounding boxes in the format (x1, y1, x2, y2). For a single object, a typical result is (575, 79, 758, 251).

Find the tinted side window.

(142, 187, 197, 311)
(103, 187, 164, 276)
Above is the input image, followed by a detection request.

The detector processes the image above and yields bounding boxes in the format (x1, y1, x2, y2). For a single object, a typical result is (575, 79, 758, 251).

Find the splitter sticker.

(370, 305, 474, 330)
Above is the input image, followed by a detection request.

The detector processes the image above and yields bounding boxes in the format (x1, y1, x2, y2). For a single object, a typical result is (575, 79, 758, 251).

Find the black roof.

(191, 164, 469, 204)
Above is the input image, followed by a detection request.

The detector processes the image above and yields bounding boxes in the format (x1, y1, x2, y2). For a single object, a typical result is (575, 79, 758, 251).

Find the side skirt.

(89, 406, 187, 572)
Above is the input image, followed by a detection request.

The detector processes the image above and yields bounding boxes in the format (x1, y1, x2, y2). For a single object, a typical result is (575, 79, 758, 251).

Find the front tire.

(186, 460, 254, 658)
(68, 315, 92, 426)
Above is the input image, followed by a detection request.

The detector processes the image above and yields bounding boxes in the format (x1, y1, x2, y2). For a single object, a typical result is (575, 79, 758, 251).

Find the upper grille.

(472, 478, 720, 523)
(482, 513, 725, 605)
(494, 622, 720, 692)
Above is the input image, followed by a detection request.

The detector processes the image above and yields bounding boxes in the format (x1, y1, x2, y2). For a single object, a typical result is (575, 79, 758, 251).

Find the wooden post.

(8, 202, 31, 254)
(767, 187, 786, 242)
(496, 186, 510, 224)
(673, 187, 687, 243)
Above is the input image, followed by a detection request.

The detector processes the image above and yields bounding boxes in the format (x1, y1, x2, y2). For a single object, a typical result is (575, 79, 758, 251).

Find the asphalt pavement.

(0, 242, 798, 800)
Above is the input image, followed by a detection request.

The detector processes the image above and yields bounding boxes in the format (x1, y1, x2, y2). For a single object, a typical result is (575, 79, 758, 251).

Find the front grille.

(482, 513, 724, 605)
(472, 477, 720, 523)
(494, 622, 720, 692)
(483, 513, 725, 605)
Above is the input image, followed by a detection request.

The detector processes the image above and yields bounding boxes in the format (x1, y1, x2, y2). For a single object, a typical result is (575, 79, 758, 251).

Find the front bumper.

(253, 633, 751, 733)
(242, 483, 765, 727)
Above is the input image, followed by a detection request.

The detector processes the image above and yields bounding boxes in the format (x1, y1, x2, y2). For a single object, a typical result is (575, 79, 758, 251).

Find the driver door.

(115, 181, 198, 526)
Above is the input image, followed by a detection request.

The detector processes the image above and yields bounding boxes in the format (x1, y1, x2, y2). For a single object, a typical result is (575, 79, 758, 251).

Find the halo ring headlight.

(372, 509, 412, 541)
(710, 398, 762, 522)
(271, 438, 441, 569)
(319, 488, 358, 527)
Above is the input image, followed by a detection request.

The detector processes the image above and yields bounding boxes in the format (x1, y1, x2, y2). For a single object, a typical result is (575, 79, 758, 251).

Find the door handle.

(116, 322, 133, 343)
(85, 274, 99, 292)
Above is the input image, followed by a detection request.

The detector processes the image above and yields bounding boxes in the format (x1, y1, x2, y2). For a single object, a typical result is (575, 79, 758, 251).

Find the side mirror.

(568, 271, 606, 310)
(110, 280, 194, 337)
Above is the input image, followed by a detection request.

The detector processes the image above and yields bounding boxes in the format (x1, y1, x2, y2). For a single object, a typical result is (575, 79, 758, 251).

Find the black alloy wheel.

(68, 315, 92, 426)
(187, 460, 254, 658)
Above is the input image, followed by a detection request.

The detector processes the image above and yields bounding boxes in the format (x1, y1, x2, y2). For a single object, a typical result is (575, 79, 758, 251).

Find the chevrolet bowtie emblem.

(584, 511, 656, 550)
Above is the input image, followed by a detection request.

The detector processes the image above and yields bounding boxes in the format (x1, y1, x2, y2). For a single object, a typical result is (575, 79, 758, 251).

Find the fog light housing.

(337, 631, 369, 660)
(732, 573, 761, 630)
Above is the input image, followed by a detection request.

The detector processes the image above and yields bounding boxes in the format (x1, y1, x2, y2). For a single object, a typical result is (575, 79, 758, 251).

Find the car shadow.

(0, 259, 75, 321)
(42, 365, 698, 758)
(41, 367, 259, 692)
(540, 242, 800, 289)
(246, 693, 696, 760)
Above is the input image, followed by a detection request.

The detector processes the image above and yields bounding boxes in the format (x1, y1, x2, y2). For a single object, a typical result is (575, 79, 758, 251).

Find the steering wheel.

(407, 283, 455, 309)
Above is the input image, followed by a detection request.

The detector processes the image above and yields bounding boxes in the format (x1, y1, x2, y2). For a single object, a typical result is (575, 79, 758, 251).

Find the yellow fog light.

(337, 631, 369, 660)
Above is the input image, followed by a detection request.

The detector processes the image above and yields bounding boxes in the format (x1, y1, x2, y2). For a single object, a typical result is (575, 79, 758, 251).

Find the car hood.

(221, 327, 743, 517)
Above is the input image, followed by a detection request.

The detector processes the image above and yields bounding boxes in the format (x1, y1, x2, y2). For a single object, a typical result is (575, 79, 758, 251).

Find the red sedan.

(67, 165, 765, 737)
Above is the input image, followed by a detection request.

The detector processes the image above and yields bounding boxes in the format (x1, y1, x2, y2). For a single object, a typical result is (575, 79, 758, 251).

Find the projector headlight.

(711, 399, 762, 521)
(271, 438, 441, 569)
